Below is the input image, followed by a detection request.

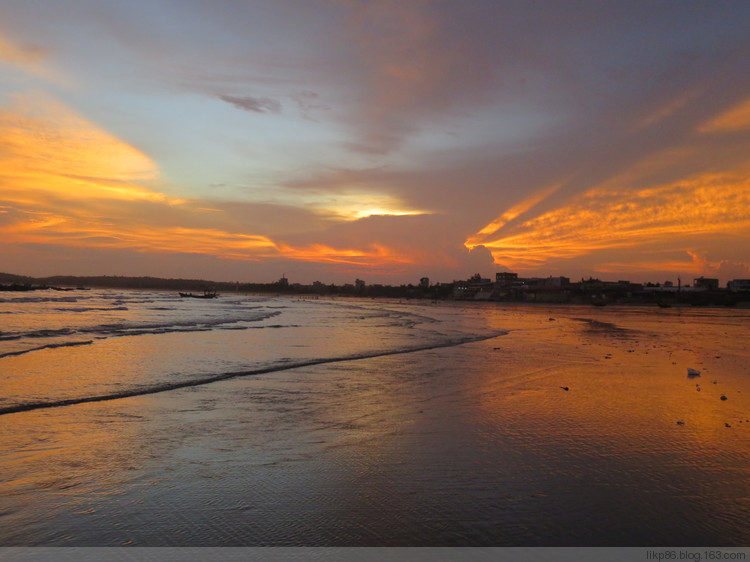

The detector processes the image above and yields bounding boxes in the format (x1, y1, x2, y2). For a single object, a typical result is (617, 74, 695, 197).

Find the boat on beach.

(179, 289, 218, 299)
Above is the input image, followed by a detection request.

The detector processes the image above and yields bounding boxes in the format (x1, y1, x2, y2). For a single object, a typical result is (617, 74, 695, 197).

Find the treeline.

(0, 272, 451, 299)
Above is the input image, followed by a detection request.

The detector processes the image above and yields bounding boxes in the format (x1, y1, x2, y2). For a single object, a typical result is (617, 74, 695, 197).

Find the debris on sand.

(676, 421, 685, 425)
(721, 395, 728, 401)
(687, 368, 701, 378)
(560, 386, 569, 391)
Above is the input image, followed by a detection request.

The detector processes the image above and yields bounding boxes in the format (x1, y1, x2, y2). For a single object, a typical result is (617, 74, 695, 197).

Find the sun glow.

(296, 191, 426, 220)
(0, 93, 413, 269)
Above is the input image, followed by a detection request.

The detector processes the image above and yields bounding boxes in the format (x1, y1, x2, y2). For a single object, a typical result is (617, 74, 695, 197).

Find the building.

(693, 277, 719, 290)
(453, 273, 494, 299)
(514, 276, 572, 302)
(495, 272, 518, 287)
(541, 276, 570, 288)
(728, 279, 750, 291)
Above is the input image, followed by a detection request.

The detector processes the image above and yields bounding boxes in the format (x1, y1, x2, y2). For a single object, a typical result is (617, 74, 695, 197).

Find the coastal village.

(445, 272, 750, 306)
(310, 272, 750, 306)
(2, 270, 750, 307)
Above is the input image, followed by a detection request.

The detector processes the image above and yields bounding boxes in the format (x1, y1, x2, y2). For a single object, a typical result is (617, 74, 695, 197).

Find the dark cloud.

(333, 0, 750, 157)
(219, 94, 282, 114)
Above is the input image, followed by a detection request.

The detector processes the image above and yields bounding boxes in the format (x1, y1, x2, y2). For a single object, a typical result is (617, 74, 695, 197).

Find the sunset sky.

(2, 1, 750, 285)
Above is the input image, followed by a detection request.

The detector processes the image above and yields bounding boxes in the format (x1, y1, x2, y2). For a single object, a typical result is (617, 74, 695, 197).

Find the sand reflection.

(0, 398, 156, 544)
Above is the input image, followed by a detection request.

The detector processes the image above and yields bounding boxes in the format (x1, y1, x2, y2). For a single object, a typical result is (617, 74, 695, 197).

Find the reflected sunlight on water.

(1, 296, 750, 545)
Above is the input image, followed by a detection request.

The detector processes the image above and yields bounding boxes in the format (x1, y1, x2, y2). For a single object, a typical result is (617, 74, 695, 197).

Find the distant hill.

(0, 272, 227, 291)
(0, 272, 35, 285)
(0, 272, 309, 295)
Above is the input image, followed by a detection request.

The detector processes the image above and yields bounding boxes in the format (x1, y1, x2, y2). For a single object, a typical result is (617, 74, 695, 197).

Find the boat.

(179, 289, 218, 299)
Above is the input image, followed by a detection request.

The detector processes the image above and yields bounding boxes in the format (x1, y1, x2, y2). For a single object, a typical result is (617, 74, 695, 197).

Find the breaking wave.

(0, 331, 503, 416)
(0, 289, 506, 416)
(0, 340, 94, 359)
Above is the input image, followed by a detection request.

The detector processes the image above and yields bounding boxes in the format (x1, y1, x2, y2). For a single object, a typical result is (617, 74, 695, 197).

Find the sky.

(1, 0, 750, 286)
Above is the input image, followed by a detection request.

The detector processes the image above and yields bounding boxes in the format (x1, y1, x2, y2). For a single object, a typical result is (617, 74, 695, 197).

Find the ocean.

(1, 289, 750, 546)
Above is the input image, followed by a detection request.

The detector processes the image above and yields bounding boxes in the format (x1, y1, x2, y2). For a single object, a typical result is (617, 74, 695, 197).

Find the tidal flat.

(1, 294, 749, 545)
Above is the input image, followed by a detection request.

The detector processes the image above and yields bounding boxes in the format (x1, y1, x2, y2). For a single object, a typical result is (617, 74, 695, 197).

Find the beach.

(1, 292, 750, 546)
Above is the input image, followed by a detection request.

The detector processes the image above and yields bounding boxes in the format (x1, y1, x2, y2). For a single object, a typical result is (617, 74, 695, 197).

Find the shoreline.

(2, 271, 748, 309)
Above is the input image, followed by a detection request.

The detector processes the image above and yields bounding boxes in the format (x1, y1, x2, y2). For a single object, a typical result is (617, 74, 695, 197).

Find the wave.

(54, 306, 130, 313)
(0, 334, 22, 341)
(0, 296, 79, 304)
(0, 340, 94, 359)
(571, 317, 638, 335)
(0, 330, 506, 416)
(78, 310, 282, 337)
(9, 328, 77, 339)
(0, 310, 284, 357)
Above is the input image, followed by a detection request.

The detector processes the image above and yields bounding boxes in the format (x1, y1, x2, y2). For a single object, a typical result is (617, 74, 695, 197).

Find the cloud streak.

(469, 172, 750, 276)
(0, 90, 426, 277)
(218, 94, 282, 114)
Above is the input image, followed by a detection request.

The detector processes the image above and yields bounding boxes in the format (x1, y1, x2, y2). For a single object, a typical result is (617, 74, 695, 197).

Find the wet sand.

(2, 303, 750, 545)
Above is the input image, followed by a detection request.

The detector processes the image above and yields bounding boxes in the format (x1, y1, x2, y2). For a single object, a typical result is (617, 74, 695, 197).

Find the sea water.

(0, 289, 500, 414)
(2, 290, 750, 546)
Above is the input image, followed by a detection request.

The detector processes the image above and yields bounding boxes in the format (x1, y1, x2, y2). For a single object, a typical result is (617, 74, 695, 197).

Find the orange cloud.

(0, 93, 412, 269)
(699, 96, 750, 133)
(467, 172, 750, 271)
(0, 93, 170, 204)
(0, 206, 410, 268)
(465, 182, 563, 247)
(632, 90, 701, 131)
(276, 242, 412, 266)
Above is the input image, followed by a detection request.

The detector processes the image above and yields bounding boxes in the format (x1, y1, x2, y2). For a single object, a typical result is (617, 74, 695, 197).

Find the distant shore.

(1, 271, 748, 308)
